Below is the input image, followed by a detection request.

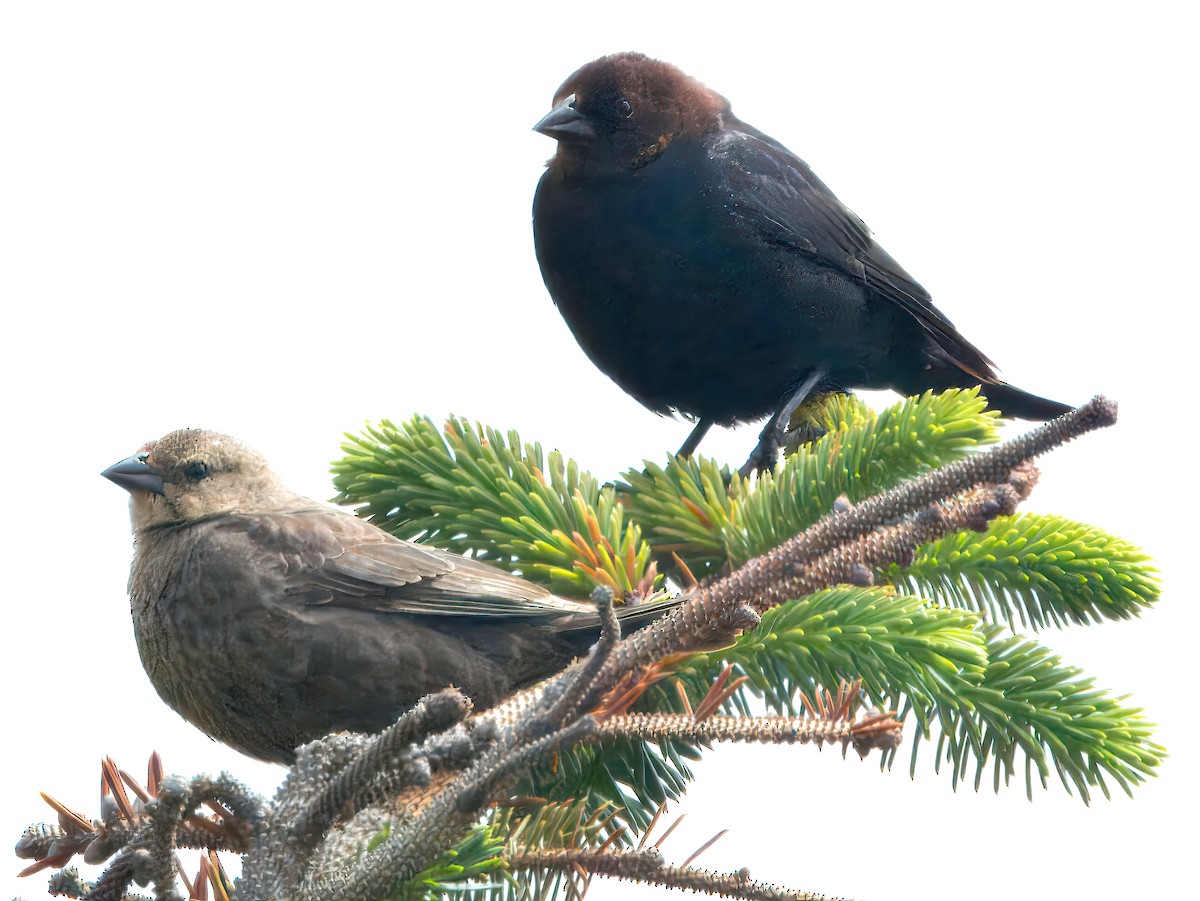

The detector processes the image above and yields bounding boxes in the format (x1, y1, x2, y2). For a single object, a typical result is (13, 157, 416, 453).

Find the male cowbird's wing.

(232, 507, 595, 624)
(716, 122, 999, 382)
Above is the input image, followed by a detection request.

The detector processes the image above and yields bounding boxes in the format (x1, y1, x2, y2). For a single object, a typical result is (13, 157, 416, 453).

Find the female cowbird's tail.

(558, 593, 683, 656)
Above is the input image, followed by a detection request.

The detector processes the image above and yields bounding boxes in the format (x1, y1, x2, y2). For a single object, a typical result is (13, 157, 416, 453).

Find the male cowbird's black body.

(533, 53, 1071, 460)
(104, 430, 665, 763)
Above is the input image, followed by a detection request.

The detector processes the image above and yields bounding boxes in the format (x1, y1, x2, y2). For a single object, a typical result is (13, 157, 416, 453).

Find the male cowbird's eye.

(619, 98, 633, 118)
(566, 93, 577, 110)
(184, 460, 210, 482)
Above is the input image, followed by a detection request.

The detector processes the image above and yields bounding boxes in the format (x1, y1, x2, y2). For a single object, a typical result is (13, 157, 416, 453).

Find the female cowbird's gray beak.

(534, 95, 595, 141)
(102, 453, 165, 496)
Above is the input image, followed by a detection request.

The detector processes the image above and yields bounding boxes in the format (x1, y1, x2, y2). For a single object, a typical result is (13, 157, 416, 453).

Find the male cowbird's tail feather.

(917, 347, 1073, 421)
(972, 381, 1074, 421)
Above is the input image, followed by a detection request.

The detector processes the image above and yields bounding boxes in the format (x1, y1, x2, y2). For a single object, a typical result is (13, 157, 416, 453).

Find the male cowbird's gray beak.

(103, 453, 165, 496)
(534, 95, 595, 141)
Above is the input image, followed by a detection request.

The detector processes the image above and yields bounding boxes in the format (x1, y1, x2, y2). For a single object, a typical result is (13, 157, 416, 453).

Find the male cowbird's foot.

(738, 371, 826, 477)
(782, 422, 829, 455)
(738, 426, 783, 478)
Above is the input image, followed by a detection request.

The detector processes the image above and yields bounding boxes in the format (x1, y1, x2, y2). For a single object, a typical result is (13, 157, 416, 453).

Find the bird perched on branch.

(532, 52, 1072, 470)
(104, 429, 667, 763)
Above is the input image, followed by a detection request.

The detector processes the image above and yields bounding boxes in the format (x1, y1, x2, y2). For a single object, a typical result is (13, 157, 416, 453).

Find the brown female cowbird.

(532, 53, 1072, 466)
(104, 429, 666, 763)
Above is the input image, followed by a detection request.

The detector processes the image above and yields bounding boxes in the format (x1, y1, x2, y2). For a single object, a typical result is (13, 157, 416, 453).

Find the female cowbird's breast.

(128, 519, 588, 763)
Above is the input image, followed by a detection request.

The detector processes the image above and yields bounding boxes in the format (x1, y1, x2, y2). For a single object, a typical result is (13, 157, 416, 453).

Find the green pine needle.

(516, 735, 700, 837)
(620, 388, 1001, 575)
(927, 627, 1165, 801)
(333, 416, 658, 597)
(684, 586, 989, 721)
(405, 800, 634, 901)
(886, 513, 1160, 630)
(395, 822, 508, 901)
(670, 587, 1162, 800)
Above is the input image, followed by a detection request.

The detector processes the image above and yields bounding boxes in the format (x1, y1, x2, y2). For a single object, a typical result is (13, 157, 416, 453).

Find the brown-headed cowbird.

(532, 53, 1072, 467)
(104, 429, 667, 763)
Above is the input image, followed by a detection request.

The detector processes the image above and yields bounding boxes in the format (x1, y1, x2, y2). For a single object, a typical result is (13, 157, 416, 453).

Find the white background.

(1, 3, 1194, 899)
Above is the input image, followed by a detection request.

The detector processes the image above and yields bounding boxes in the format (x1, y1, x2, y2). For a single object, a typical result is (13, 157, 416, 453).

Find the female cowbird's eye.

(619, 98, 633, 118)
(184, 460, 211, 482)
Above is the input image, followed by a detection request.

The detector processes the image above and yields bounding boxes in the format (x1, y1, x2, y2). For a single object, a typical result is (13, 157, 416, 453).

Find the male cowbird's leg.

(738, 370, 825, 477)
(676, 418, 713, 458)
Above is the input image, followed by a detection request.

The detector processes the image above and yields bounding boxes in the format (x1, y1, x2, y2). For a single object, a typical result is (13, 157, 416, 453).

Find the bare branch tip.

(1086, 394, 1118, 425)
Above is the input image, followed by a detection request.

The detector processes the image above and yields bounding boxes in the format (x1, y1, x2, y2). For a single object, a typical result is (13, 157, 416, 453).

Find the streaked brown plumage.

(104, 429, 665, 763)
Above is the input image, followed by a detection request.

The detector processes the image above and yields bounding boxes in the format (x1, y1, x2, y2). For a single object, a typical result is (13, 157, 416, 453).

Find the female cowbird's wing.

(232, 507, 599, 625)
(715, 121, 999, 382)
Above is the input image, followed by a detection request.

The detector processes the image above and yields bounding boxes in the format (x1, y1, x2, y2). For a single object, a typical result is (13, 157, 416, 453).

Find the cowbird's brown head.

(103, 429, 296, 530)
(535, 52, 728, 171)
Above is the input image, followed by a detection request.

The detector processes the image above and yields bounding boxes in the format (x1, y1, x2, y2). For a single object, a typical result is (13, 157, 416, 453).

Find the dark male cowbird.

(104, 429, 666, 763)
(532, 52, 1072, 465)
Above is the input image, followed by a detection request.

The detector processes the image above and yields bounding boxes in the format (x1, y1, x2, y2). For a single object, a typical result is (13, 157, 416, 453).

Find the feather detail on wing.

(227, 508, 594, 622)
(223, 507, 667, 629)
(714, 123, 1001, 383)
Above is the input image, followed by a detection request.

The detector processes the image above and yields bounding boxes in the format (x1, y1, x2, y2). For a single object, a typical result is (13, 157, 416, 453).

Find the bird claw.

(737, 433, 781, 478)
(781, 421, 829, 454)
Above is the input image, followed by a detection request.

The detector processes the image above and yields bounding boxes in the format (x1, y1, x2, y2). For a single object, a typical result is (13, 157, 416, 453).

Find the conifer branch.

(291, 688, 472, 846)
(887, 513, 1160, 629)
(17, 765, 262, 901)
(333, 417, 660, 596)
(595, 710, 901, 756)
(922, 627, 1165, 801)
(576, 397, 1112, 706)
(620, 389, 1002, 576)
(537, 586, 623, 730)
(583, 479, 1025, 702)
(508, 848, 839, 900)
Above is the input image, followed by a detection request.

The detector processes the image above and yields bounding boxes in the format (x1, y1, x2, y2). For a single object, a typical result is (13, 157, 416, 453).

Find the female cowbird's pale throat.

(532, 52, 1072, 469)
(104, 429, 671, 763)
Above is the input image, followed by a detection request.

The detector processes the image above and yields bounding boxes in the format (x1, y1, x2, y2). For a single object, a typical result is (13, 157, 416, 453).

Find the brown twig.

(508, 847, 841, 900)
